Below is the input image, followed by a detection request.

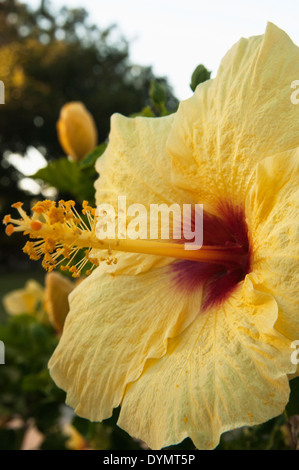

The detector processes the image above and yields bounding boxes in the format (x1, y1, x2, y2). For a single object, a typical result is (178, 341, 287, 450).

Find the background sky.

(27, 0, 299, 99)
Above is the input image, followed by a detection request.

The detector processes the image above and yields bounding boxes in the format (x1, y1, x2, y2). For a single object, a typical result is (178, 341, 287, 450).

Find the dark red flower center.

(170, 202, 251, 311)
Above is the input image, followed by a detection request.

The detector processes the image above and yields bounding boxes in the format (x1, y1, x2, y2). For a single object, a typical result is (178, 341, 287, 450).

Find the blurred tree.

(0, 0, 178, 271)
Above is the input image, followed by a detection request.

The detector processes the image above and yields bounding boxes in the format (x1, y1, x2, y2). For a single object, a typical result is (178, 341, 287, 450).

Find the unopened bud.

(57, 102, 98, 161)
(44, 271, 75, 333)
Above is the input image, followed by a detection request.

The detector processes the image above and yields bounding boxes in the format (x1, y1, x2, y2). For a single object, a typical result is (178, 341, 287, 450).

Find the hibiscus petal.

(48, 264, 203, 421)
(167, 22, 299, 206)
(118, 275, 295, 449)
(246, 148, 299, 342)
(94, 113, 194, 274)
(95, 113, 187, 205)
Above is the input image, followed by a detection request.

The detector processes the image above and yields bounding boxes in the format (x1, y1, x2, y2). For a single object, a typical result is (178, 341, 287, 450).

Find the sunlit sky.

(27, 0, 299, 100)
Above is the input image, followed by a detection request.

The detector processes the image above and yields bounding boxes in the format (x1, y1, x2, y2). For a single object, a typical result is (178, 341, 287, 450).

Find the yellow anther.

(64, 200, 75, 211)
(60, 265, 70, 272)
(68, 266, 81, 278)
(42, 253, 56, 272)
(48, 206, 65, 224)
(72, 271, 81, 279)
(32, 200, 55, 213)
(12, 202, 23, 209)
(23, 241, 40, 260)
(32, 205, 45, 214)
(62, 246, 71, 258)
(82, 200, 95, 216)
(44, 239, 57, 253)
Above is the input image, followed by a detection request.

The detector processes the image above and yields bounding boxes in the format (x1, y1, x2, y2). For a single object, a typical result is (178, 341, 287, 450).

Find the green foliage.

(31, 145, 105, 206)
(190, 64, 211, 91)
(217, 416, 290, 450)
(0, 428, 25, 450)
(31, 144, 107, 204)
(131, 80, 175, 118)
(33, 159, 83, 197)
(0, 313, 68, 449)
(149, 79, 169, 116)
(286, 377, 299, 417)
(40, 431, 68, 450)
(79, 143, 107, 170)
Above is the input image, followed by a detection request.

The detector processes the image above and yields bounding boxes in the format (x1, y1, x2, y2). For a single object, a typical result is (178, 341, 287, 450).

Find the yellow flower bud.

(57, 102, 98, 161)
(3, 280, 44, 317)
(44, 271, 75, 333)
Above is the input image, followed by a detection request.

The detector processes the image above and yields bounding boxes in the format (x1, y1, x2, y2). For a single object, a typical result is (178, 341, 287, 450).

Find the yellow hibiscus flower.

(4, 23, 299, 449)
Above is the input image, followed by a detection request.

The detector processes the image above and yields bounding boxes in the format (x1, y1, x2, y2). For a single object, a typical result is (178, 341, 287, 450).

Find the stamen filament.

(94, 238, 245, 265)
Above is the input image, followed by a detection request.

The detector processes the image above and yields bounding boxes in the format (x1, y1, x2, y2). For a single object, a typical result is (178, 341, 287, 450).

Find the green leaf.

(140, 106, 155, 117)
(0, 428, 25, 450)
(286, 377, 299, 417)
(79, 143, 107, 168)
(32, 156, 99, 203)
(149, 79, 166, 106)
(22, 368, 52, 393)
(217, 415, 288, 450)
(71, 416, 90, 439)
(34, 401, 62, 433)
(129, 106, 155, 118)
(32, 157, 81, 195)
(31, 144, 107, 203)
(148, 80, 170, 116)
(40, 431, 68, 450)
(190, 64, 211, 91)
